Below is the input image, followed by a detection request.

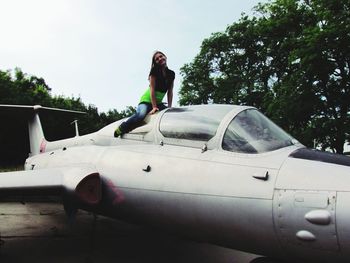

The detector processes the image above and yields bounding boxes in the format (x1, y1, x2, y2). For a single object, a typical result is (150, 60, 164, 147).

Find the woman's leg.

(118, 103, 151, 134)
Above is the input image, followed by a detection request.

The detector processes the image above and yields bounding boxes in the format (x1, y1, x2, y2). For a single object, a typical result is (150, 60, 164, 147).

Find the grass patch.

(0, 165, 24, 172)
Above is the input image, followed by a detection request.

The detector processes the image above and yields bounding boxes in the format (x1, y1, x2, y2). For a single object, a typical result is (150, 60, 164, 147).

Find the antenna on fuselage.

(71, 120, 80, 137)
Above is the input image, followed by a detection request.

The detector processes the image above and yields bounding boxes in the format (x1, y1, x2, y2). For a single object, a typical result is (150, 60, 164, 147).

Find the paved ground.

(0, 202, 260, 263)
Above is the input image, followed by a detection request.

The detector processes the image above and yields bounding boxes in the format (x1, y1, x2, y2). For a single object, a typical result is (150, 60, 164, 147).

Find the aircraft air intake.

(75, 173, 101, 205)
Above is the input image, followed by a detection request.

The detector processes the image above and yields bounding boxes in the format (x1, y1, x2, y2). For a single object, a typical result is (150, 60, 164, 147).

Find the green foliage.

(0, 68, 134, 166)
(179, 0, 350, 153)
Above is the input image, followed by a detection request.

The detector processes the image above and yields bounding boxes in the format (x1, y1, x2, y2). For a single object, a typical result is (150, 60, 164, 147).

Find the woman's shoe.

(114, 127, 123, 137)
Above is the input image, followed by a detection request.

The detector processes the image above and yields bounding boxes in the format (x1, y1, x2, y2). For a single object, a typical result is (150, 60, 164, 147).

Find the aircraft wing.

(0, 165, 101, 205)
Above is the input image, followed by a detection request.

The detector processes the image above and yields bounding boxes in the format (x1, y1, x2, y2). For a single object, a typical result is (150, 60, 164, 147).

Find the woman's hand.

(149, 107, 159, 114)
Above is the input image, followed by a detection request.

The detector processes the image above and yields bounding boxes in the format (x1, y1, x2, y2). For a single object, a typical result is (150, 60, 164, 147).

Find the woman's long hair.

(149, 51, 167, 79)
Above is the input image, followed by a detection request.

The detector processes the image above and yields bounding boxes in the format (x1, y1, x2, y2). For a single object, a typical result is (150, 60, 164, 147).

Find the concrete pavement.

(0, 202, 259, 263)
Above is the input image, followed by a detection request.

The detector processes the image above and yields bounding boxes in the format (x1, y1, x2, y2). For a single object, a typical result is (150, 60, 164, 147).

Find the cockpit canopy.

(159, 105, 233, 141)
(158, 105, 296, 153)
(222, 109, 296, 153)
(100, 104, 297, 154)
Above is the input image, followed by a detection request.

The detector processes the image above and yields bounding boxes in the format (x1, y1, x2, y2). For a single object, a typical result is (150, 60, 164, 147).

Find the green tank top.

(140, 87, 166, 104)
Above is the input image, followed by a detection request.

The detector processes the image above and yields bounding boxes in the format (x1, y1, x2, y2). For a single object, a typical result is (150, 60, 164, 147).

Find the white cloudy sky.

(0, 0, 265, 112)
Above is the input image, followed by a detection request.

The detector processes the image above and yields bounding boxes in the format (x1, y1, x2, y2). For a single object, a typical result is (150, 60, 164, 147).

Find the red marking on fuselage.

(39, 139, 47, 153)
(106, 179, 125, 205)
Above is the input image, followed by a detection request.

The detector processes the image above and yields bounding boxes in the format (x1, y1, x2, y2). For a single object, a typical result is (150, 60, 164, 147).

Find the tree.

(0, 68, 135, 166)
(179, 0, 350, 153)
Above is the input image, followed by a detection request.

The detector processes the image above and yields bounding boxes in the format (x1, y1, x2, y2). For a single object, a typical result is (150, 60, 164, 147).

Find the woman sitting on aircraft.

(114, 51, 175, 137)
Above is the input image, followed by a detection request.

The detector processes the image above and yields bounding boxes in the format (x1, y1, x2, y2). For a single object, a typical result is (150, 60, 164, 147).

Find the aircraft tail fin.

(28, 108, 46, 155)
(0, 104, 85, 156)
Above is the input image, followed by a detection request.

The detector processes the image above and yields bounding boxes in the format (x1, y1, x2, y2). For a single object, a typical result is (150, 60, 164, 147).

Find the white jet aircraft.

(1, 104, 350, 263)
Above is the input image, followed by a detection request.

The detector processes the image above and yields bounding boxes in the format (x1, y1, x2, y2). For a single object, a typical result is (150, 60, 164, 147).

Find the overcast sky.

(0, 0, 265, 113)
